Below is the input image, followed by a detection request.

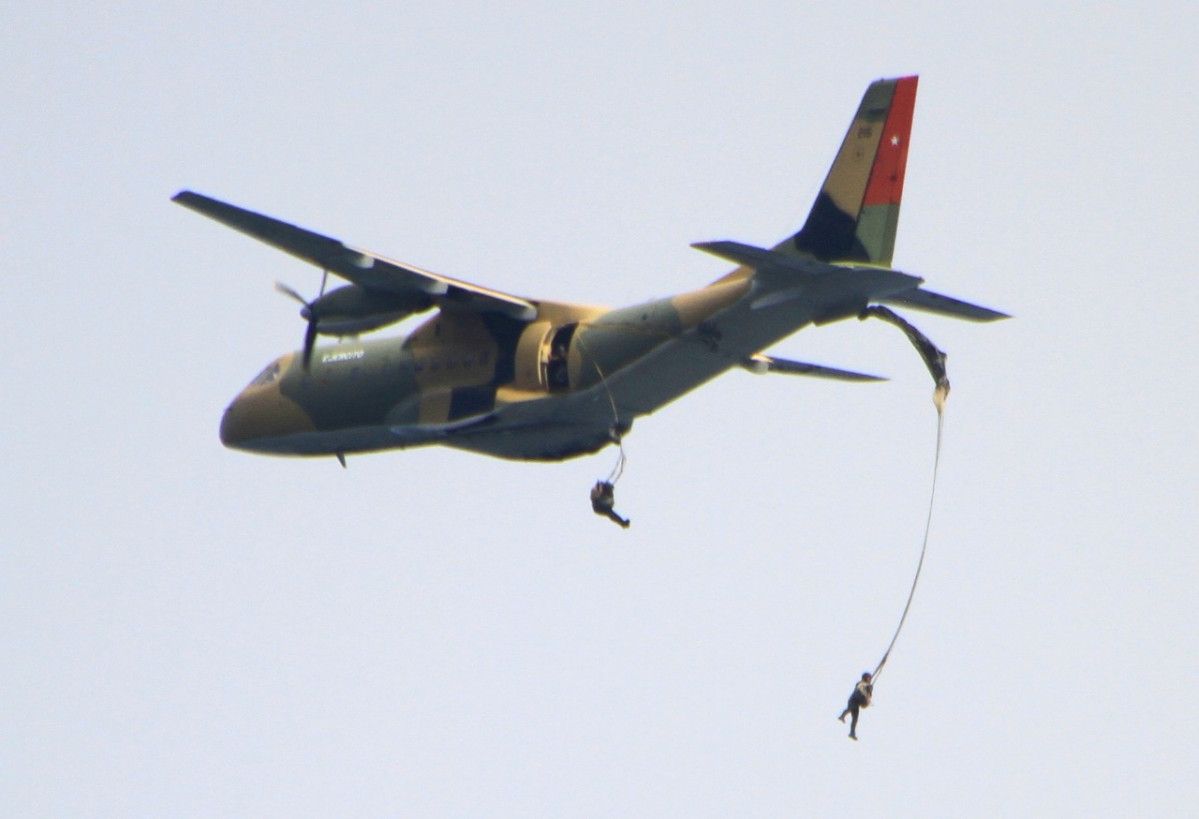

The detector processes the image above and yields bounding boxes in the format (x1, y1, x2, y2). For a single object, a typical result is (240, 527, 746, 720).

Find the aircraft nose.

(219, 391, 257, 449)
(219, 376, 317, 450)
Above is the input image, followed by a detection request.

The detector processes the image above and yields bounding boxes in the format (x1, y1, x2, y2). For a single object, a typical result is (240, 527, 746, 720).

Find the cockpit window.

(250, 360, 282, 386)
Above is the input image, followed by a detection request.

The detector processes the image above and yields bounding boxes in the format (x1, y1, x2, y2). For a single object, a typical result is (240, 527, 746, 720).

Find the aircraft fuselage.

(219, 280, 762, 461)
(188, 76, 1007, 465)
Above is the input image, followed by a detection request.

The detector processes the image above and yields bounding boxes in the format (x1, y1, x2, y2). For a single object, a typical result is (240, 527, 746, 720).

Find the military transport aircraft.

(175, 76, 1005, 465)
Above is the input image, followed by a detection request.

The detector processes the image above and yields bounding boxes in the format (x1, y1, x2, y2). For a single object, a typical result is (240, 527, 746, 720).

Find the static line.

(573, 333, 629, 486)
(872, 404, 944, 683)
(856, 305, 951, 685)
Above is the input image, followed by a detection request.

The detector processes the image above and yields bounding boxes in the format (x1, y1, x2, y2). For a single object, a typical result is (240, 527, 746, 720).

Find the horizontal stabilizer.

(692, 241, 826, 275)
(881, 288, 1009, 322)
(741, 354, 885, 382)
(694, 239, 923, 320)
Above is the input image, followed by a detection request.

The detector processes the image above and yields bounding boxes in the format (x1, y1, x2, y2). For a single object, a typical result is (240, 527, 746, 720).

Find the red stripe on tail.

(862, 76, 919, 208)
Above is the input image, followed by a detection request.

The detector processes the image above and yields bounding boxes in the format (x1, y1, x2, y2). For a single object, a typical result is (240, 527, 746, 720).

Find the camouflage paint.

(791, 76, 917, 265)
(570, 279, 748, 391)
(195, 76, 1003, 464)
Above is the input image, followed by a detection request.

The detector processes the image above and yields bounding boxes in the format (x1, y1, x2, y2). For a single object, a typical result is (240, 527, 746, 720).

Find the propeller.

(274, 269, 328, 371)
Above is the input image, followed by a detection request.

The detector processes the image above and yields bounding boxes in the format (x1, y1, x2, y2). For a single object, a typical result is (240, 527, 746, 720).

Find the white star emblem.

(890, 135, 900, 147)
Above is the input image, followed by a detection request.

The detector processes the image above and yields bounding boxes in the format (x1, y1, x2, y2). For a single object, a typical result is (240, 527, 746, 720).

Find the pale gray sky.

(4, 1, 1198, 815)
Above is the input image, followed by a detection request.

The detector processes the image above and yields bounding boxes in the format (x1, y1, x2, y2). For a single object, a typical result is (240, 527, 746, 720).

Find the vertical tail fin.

(785, 76, 918, 266)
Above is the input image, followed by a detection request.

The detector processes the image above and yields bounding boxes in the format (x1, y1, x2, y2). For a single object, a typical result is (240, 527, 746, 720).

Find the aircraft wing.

(172, 190, 537, 320)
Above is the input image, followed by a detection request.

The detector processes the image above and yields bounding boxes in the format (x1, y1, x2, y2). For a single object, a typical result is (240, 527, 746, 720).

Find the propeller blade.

(275, 276, 326, 371)
(274, 281, 308, 306)
(302, 315, 319, 371)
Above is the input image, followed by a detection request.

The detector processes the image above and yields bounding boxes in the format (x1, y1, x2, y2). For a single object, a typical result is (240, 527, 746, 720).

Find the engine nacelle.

(304, 284, 434, 336)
